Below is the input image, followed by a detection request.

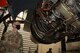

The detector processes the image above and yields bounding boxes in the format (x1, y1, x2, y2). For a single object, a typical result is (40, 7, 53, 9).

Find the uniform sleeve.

(1, 31, 13, 48)
(19, 34, 23, 53)
(1, 31, 11, 44)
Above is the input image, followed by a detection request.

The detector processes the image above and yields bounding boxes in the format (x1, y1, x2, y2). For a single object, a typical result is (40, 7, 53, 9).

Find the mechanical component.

(31, 0, 80, 44)
(56, 1, 80, 43)
(56, 3, 80, 29)
(75, 0, 80, 20)
(75, 0, 80, 12)
(31, 0, 65, 44)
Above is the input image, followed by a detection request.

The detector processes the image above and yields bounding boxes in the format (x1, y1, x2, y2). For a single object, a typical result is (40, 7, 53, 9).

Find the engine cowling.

(30, 1, 65, 44)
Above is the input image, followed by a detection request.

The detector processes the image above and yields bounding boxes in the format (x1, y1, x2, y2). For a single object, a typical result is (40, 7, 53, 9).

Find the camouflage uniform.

(1, 30, 23, 53)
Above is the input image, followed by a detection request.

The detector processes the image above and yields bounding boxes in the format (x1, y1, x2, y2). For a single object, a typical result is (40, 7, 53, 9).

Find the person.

(0, 21, 23, 53)
(47, 48, 52, 53)
(34, 50, 38, 53)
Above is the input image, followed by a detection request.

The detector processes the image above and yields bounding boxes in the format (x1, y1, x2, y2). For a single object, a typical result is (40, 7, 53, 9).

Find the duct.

(30, 0, 80, 44)
(56, 3, 80, 30)
(30, 0, 65, 44)
(31, 15, 64, 44)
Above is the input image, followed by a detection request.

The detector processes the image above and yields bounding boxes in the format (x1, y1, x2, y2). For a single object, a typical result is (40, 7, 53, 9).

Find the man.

(1, 21, 23, 53)
(47, 48, 52, 53)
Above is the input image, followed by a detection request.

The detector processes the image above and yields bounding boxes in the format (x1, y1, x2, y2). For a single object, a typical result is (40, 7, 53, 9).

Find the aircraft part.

(31, 0, 65, 44)
(31, 0, 80, 44)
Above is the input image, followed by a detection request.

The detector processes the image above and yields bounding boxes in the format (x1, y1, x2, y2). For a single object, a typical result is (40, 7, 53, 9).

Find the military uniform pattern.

(1, 30, 23, 53)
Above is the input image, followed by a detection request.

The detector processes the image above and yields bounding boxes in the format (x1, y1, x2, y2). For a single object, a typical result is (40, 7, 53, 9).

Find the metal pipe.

(56, 3, 80, 29)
